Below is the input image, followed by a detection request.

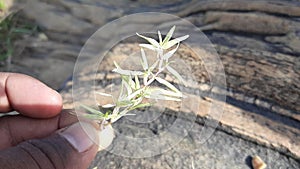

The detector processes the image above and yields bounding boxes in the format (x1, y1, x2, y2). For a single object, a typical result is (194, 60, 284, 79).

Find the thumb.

(0, 122, 109, 169)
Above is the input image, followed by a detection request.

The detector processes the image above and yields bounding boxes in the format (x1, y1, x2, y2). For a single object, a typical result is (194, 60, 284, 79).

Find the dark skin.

(0, 73, 99, 169)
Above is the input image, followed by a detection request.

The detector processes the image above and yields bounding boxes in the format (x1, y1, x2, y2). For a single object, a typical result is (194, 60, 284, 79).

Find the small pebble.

(252, 155, 267, 169)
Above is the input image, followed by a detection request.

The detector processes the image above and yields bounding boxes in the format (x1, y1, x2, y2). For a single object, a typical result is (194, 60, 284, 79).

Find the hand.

(0, 73, 102, 169)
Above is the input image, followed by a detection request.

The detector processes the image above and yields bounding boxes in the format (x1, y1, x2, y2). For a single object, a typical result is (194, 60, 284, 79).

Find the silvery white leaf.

(102, 104, 116, 108)
(158, 59, 163, 70)
(162, 43, 180, 60)
(162, 26, 176, 45)
(112, 106, 120, 115)
(128, 76, 137, 89)
(166, 65, 187, 86)
(113, 61, 143, 76)
(140, 48, 148, 70)
(136, 33, 160, 48)
(127, 88, 143, 100)
(135, 75, 140, 89)
(95, 91, 113, 97)
(122, 113, 136, 116)
(145, 92, 181, 101)
(149, 60, 159, 71)
(155, 77, 180, 93)
(163, 35, 189, 50)
(122, 78, 132, 95)
(143, 73, 148, 86)
(139, 44, 156, 51)
(160, 89, 183, 98)
(145, 87, 182, 101)
(158, 30, 162, 45)
(113, 68, 143, 76)
(118, 82, 125, 100)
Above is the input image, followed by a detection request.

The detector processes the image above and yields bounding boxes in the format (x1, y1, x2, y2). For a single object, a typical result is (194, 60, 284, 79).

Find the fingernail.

(59, 122, 98, 153)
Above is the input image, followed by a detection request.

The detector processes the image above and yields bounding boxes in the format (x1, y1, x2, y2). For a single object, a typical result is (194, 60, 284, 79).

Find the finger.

(0, 121, 110, 169)
(0, 110, 78, 150)
(0, 72, 62, 118)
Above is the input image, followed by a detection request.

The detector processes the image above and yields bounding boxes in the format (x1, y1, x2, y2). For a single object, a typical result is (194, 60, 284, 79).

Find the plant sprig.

(80, 26, 189, 125)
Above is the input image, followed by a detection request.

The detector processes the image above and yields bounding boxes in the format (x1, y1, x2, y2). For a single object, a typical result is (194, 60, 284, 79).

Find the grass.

(0, 11, 38, 63)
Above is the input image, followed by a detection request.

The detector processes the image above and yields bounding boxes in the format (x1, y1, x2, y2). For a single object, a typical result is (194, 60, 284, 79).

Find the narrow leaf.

(149, 60, 159, 71)
(113, 67, 143, 76)
(135, 75, 140, 89)
(163, 35, 189, 50)
(122, 75, 136, 89)
(136, 33, 160, 48)
(158, 30, 162, 45)
(145, 88, 182, 101)
(140, 48, 148, 70)
(11, 28, 33, 34)
(166, 65, 187, 86)
(129, 77, 136, 89)
(145, 92, 181, 101)
(143, 73, 148, 86)
(95, 91, 113, 97)
(162, 26, 176, 45)
(129, 103, 151, 110)
(118, 82, 125, 100)
(122, 77, 132, 95)
(155, 77, 180, 93)
(80, 104, 105, 117)
(102, 104, 116, 108)
(162, 43, 180, 60)
(127, 88, 143, 100)
(158, 59, 163, 70)
(113, 61, 143, 76)
(117, 100, 134, 107)
(159, 89, 182, 98)
(139, 44, 156, 51)
(83, 113, 105, 120)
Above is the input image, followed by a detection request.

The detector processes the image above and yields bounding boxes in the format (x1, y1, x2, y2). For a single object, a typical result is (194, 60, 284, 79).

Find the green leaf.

(117, 100, 134, 107)
(11, 28, 33, 34)
(162, 26, 176, 46)
(80, 104, 105, 117)
(129, 102, 151, 110)
(83, 113, 105, 120)
(136, 33, 160, 48)
(162, 35, 189, 50)
(140, 48, 148, 70)
(155, 77, 180, 93)
(166, 65, 187, 86)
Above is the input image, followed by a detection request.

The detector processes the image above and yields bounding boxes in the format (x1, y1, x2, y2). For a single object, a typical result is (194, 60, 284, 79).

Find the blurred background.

(0, 0, 299, 168)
